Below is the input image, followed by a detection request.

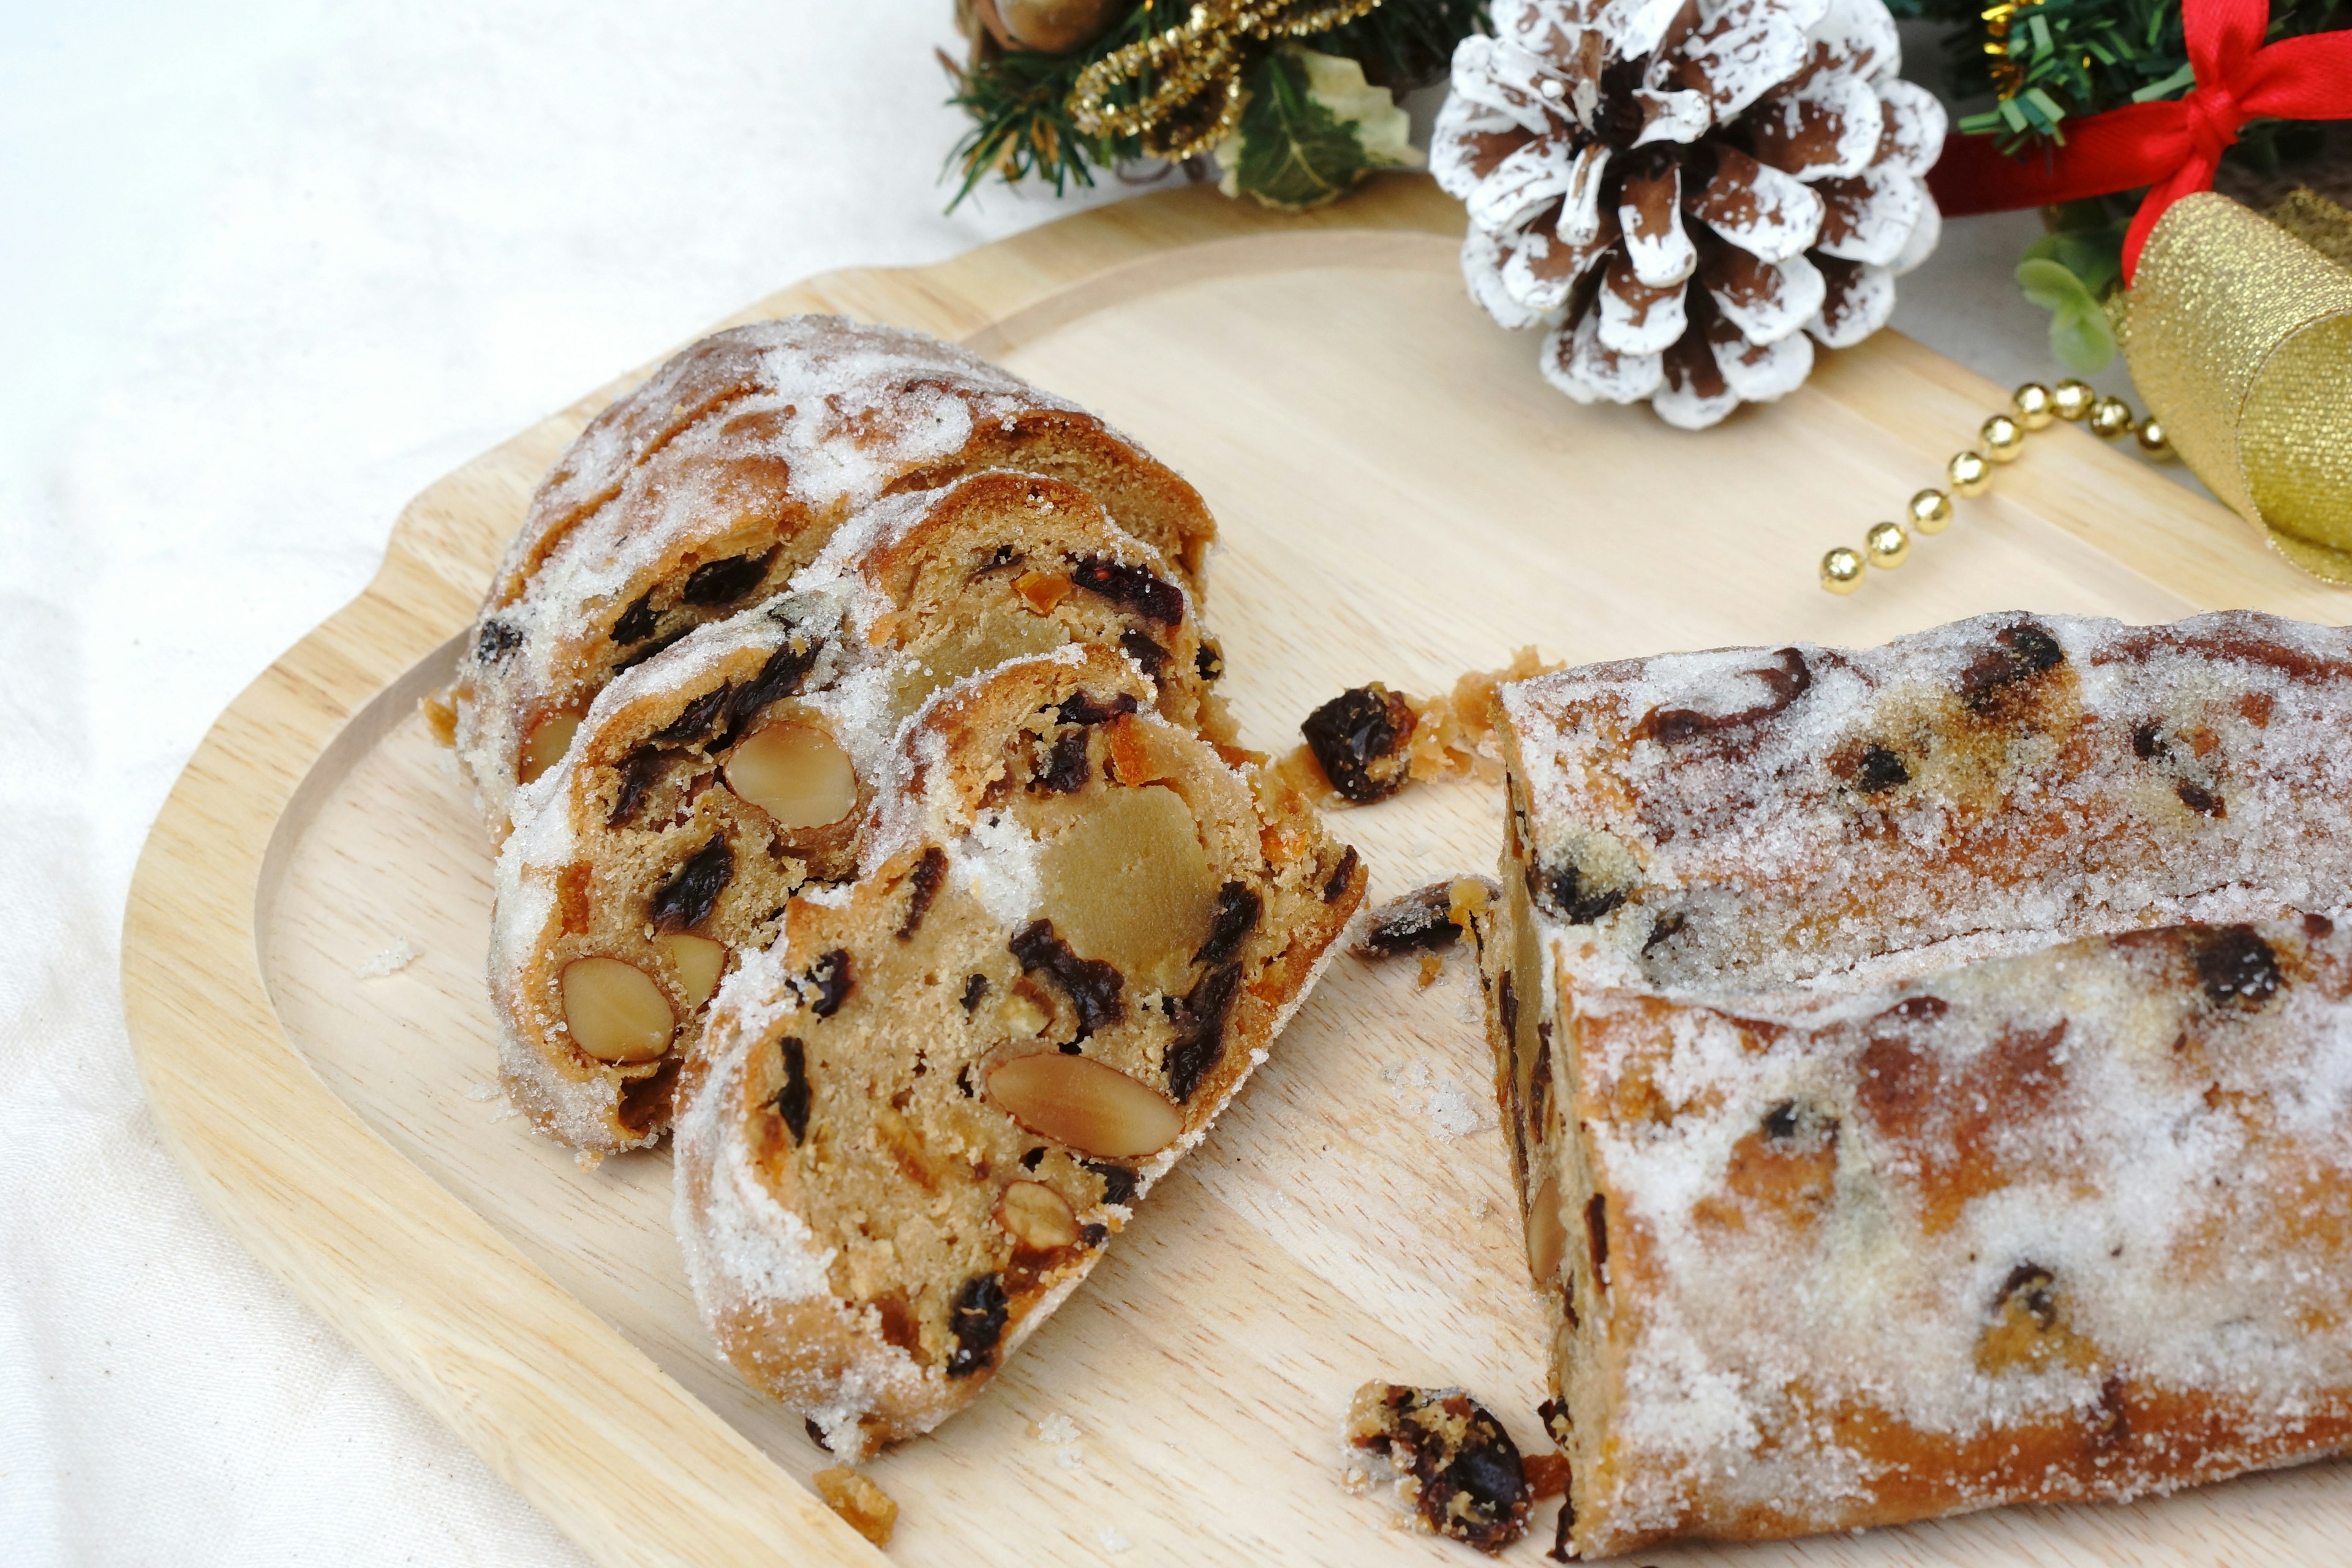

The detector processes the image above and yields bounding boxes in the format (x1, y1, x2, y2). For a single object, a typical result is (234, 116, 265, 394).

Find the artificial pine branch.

(945, 0, 1489, 209)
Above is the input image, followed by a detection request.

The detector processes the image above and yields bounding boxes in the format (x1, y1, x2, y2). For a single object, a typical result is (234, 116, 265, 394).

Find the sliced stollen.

(1473, 608, 2352, 1556)
(491, 473, 1216, 1153)
(673, 644, 1363, 1458)
(442, 315, 1216, 835)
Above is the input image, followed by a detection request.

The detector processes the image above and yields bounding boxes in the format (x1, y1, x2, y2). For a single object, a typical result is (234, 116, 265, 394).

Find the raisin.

(1529, 857, 1626, 925)
(1996, 1262, 2057, 1329)
(616, 627, 690, 671)
(611, 592, 660, 645)
(2190, 925, 2281, 1009)
(1355, 881, 1461, 958)
(1958, 621, 2066, 714)
(1321, 845, 1360, 903)
(1536, 1397, 1573, 1449)
(956, 1064, 974, 1098)
(1020, 1147, 1045, 1170)
(897, 846, 948, 939)
(1300, 684, 1416, 804)
(2132, 720, 2165, 760)
(653, 684, 733, 747)
(608, 746, 677, 827)
(1348, 1385, 1531, 1553)
(649, 836, 734, 931)
(1034, 726, 1092, 794)
(774, 1037, 811, 1143)
(1068, 556, 1184, 625)
(961, 973, 990, 1012)
(945, 1272, 1009, 1377)
(1165, 962, 1242, 1101)
(681, 551, 772, 607)
(804, 949, 853, 1017)
(1854, 744, 1910, 793)
(1498, 971, 1518, 1045)
(1009, 920, 1124, 1039)
(475, 619, 522, 663)
(2177, 780, 2226, 818)
(804, 1416, 832, 1452)
(1083, 1159, 1138, 1205)
(1635, 648, 1810, 745)
(1054, 689, 1139, 728)
(1642, 911, 1686, 954)
(1195, 639, 1224, 682)
(1118, 628, 1170, 681)
(1194, 883, 1262, 967)
(1585, 1195, 1608, 1283)
(2307, 913, 2337, 941)
(717, 636, 822, 746)
(1761, 1100, 1800, 1142)
(1885, 995, 1950, 1022)
(1079, 1223, 1108, 1248)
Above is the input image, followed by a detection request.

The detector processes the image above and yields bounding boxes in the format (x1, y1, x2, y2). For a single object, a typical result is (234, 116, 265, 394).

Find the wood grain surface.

(126, 173, 2352, 1568)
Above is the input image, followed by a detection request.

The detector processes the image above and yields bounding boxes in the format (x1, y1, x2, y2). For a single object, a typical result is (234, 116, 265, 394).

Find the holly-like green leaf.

(1229, 50, 1370, 212)
(2016, 257, 2118, 371)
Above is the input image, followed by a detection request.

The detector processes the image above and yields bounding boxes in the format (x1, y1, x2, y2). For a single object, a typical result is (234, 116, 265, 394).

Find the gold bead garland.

(1817, 380, 2177, 594)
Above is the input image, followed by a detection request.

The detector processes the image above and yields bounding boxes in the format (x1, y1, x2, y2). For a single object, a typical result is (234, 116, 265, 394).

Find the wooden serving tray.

(125, 176, 2352, 1567)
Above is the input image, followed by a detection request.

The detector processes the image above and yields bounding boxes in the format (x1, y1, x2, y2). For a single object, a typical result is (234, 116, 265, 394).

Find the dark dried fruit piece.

(1529, 856, 1626, 925)
(650, 836, 734, 931)
(608, 745, 680, 827)
(945, 1271, 1009, 1377)
(611, 592, 661, 646)
(1034, 726, 1093, 794)
(1069, 556, 1184, 625)
(774, 1036, 812, 1143)
(1642, 911, 1686, 954)
(1082, 1158, 1137, 1206)
(1054, 689, 1139, 728)
(1165, 962, 1242, 1101)
(1009, 919, 1125, 1039)
(1119, 628, 1170, 681)
(718, 636, 823, 747)
(2132, 720, 2165, 760)
(476, 619, 523, 663)
(1355, 881, 1466, 959)
(682, 550, 772, 607)
(960, 973, 990, 1012)
(1344, 1382, 1533, 1553)
(1996, 1262, 2058, 1329)
(616, 627, 691, 671)
(803, 949, 853, 1017)
(897, 847, 948, 940)
(1637, 648, 1810, 745)
(1322, 845, 1360, 903)
(1195, 639, 1224, 682)
(2176, 780, 2225, 818)
(1302, 684, 1417, 804)
(2190, 925, 2281, 1010)
(1958, 621, 2067, 714)
(1194, 882, 1262, 968)
(1854, 744, 1910, 793)
(654, 684, 734, 747)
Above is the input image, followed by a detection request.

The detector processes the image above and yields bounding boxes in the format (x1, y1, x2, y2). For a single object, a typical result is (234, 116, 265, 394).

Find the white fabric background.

(0, 6, 2163, 1562)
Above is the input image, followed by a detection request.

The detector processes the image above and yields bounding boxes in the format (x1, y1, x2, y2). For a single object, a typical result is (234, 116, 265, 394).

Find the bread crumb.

(355, 939, 421, 978)
(813, 1465, 897, 1547)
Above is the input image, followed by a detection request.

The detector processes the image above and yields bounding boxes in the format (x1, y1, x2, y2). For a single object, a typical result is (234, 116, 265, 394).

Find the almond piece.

(1527, 1172, 1566, 1284)
(560, 956, 676, 1063)
(656, 932, 727, 1010)
(987, 1052, 1182, 1159)
(725, 722, 858, 829)
(997, 1180, 1081, 1251)
(519, 711, 582, 785)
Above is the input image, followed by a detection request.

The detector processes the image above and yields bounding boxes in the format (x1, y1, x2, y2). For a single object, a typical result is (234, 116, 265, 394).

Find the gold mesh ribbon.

(1068, 0, 1381, 162)
(2125, 190, 2352, 581)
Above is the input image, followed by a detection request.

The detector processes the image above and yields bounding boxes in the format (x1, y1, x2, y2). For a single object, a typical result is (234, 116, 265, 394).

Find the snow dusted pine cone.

(1431, 0, 1947, 428)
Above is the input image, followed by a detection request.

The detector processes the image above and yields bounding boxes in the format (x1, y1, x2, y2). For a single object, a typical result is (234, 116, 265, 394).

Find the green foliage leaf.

(1228, 50, 1371, 211)
(2016, 256, 2119, 371)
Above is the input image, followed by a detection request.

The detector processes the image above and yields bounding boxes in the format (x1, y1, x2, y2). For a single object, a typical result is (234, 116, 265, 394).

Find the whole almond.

(987, 1052, 1182, 1159)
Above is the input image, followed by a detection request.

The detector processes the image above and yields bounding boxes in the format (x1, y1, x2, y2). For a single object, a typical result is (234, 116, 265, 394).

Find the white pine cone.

(1433, 0, 1945, 429)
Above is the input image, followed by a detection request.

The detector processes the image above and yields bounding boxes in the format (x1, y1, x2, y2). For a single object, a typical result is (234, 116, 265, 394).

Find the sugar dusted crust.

(447, 315, 1215, 836)
(674, 646, 1363, 1457)
(1479, 609, 2352, 1558)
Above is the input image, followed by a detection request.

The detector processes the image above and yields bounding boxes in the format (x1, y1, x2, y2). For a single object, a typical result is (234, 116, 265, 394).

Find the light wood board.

(124, 175, 2352, 1568)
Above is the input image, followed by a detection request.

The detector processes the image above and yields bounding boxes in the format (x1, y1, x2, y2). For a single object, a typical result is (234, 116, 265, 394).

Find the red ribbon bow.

(1928, 0, 2352, 281)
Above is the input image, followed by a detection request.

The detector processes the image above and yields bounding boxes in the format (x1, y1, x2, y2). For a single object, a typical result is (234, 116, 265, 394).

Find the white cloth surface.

(0, 6, 2177, 1564)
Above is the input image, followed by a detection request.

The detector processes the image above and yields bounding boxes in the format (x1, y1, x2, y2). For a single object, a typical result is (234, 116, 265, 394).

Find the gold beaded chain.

(1819, 378, 2178, 594)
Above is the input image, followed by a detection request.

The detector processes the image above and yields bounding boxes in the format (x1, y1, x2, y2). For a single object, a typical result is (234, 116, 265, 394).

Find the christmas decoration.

(1815, 378, 2180, 594)
(1896, 0, 2350, 370)
(945, 0, 1487, 211)
(1430, 0, 1946, 429)
(1917, 0, 2352, 579)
